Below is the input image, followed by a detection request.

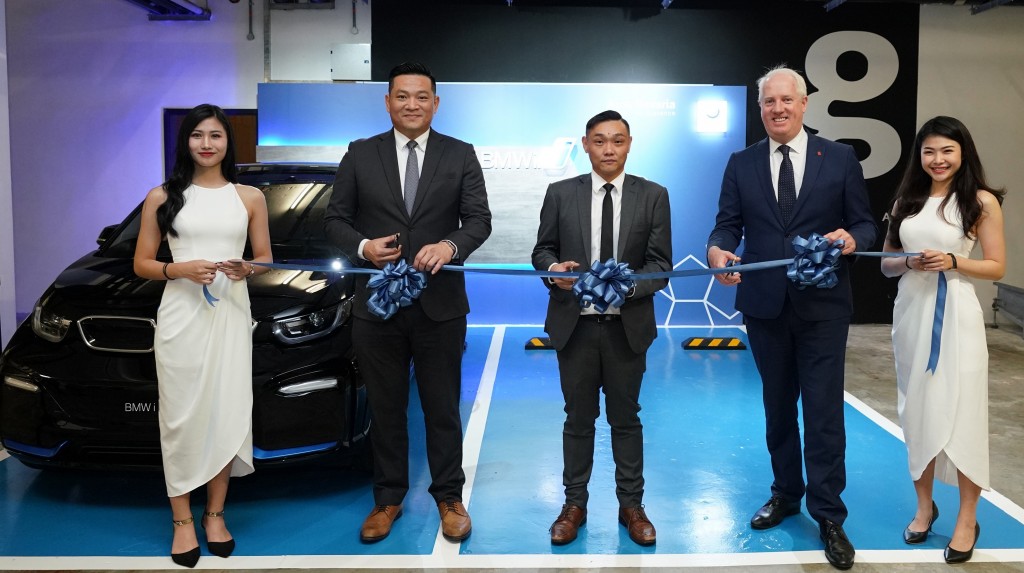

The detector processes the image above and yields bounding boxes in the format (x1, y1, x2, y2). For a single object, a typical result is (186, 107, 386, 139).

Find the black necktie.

(600, 183, 614, 262)
(778, 144, 796, 224)
(404, 140, 419, 215)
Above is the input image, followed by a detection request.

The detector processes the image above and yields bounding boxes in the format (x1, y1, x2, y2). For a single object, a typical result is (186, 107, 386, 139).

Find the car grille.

(79, 445, 163, 467)
(77, 315, 156, 353)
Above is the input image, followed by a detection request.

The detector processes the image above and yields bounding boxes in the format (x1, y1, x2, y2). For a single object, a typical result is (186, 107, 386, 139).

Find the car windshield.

(101, 171, 341, 261)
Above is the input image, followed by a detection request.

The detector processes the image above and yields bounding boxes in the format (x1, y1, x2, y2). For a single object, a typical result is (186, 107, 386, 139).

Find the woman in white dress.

(881, 116, 1005, 564)
(134, 104, 272, 568)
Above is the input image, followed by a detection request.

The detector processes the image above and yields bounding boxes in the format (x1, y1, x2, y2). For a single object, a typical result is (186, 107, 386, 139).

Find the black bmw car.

(0, 163, 370, 470)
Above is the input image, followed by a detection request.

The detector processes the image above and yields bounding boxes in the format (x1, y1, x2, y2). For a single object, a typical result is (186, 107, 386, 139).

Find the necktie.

(404, 140, 419, 215)
(600, 183, 614, 262)
(778, 144, 796, 224)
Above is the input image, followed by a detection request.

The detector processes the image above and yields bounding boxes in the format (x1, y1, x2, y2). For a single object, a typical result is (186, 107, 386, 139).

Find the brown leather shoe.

(618, 505, 656, 546)
(550, 504, 587, 545)
(360, 504, 403, 543)
(437, 500, 472, 542)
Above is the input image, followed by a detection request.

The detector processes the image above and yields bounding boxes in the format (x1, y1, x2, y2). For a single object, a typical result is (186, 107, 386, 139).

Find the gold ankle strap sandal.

(204, 510, 225, 518)
(172, 515, 194, 527)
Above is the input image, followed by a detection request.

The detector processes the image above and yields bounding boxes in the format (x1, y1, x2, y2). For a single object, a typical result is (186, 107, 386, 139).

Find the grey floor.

(6, 323, 1024, 573)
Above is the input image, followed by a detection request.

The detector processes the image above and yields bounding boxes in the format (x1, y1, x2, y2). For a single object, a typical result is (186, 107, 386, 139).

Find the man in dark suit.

(707, 66, 876, 570)
(532, 110, 672, 546)
(324, 62, 491, 543)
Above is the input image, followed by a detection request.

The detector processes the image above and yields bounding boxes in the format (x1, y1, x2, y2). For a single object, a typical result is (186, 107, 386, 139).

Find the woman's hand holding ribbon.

(917, 249, 953, 272)
(177, 259, 219, 285)
(217, 259, 250, 281)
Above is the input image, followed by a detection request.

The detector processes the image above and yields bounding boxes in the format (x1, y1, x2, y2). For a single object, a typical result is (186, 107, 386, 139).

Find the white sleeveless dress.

(156, 183, 255, 497)
(892, 195, 989, 489)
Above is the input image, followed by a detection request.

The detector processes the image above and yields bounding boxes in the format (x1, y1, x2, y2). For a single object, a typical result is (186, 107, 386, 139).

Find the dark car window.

(102, 207, 146, 259)
(100, 175, 341, 262)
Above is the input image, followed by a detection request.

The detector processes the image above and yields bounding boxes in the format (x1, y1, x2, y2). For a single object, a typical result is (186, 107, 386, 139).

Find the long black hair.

(156, 104, 238, 238)
(887, 116, 1005, 248)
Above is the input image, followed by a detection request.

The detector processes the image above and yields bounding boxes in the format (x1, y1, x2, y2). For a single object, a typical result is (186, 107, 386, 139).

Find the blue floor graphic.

(2, 325, 1023, 569)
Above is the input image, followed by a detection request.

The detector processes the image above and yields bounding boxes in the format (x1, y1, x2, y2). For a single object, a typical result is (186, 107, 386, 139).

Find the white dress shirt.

(583, 171, 625, 315)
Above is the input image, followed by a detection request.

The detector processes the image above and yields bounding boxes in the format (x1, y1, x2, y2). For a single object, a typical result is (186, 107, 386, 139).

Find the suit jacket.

(532, 174, 672, 355)
(324, 129, 492, 322)
(707, 130, 877, 321)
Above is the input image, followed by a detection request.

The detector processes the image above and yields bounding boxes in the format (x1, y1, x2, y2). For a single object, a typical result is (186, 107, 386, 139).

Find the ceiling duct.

(121, 0, 211, 21)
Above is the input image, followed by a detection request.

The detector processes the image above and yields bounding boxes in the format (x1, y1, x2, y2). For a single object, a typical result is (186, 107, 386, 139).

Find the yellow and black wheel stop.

(525, 336, 555, 350)
(682, 337, 746, 350)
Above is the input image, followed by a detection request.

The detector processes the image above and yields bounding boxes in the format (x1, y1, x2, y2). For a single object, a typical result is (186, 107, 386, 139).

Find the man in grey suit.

(324, 62, 491, 543)
(532, 110, 672, 546)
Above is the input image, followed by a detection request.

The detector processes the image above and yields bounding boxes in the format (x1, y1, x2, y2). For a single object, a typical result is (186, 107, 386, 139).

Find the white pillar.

(0, 0, 18, 347)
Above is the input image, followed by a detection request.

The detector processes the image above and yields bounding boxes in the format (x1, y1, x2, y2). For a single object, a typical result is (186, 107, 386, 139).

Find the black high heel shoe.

(202, 510, 236, 558)
(171, 515, 200, 568)
(903, 501, 939, 544)
(944, 522, 980, 564)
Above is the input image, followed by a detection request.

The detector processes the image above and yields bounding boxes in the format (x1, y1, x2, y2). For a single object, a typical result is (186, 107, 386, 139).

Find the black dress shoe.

(820, 519, 855, 570)
(944, 522, 980, 564)
(171, 515, 200, 568)
(202, 510, 235, 558)
(171, 546, 200, 568)
(750, 496, 801, 530)
(903, 501, 939, 544)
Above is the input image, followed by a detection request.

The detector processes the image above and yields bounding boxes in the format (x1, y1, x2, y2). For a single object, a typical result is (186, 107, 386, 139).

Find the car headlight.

(31, 296, 72, 342)
(4, 374, 40, 393)
(271, 298, 351, 344)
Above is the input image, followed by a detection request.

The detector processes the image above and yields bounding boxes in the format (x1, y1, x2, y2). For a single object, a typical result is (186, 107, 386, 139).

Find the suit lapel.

(794, 133, 824, 222)
(577, 175, 593, 263)
(375, 131, 405, 217)
(754, 139, 784, 225)
(411, 130, 444, 218)
(618, 175, 638, 260)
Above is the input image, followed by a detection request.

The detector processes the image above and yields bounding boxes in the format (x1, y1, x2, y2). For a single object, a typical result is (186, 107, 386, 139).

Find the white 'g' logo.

(804, 31, 902, 179)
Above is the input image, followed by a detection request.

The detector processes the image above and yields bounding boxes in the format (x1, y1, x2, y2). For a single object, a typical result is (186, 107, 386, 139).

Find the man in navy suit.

(707, 66, 876, 570)
(533, 110, 672, 546)
(325, 62, 491, 543)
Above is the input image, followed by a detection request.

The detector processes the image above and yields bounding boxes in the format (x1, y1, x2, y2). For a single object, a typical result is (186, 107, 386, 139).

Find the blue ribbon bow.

(787, 233, 845, 289)
(572, 259, 635, 314)
(365, 260, 427, 320)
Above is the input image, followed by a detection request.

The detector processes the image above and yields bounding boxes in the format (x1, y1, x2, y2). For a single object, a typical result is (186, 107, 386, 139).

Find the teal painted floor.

(2, 326, 1023, 569)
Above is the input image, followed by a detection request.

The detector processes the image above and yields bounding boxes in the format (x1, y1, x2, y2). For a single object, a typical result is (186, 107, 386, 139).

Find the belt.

(579, 314, 621, 323)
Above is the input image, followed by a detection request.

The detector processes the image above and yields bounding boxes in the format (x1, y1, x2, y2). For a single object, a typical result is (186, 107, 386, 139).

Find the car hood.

(47, 251, 350, 322)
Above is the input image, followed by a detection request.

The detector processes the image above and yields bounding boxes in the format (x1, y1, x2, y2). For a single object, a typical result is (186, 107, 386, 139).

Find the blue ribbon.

(202, 285, 219, 306)
(572, 259, 635, 313)
(786, 233, 845, 290)
(246, 239, 923, 323)
(926, 271, 947, 374)
(364, 260, 427, 320)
